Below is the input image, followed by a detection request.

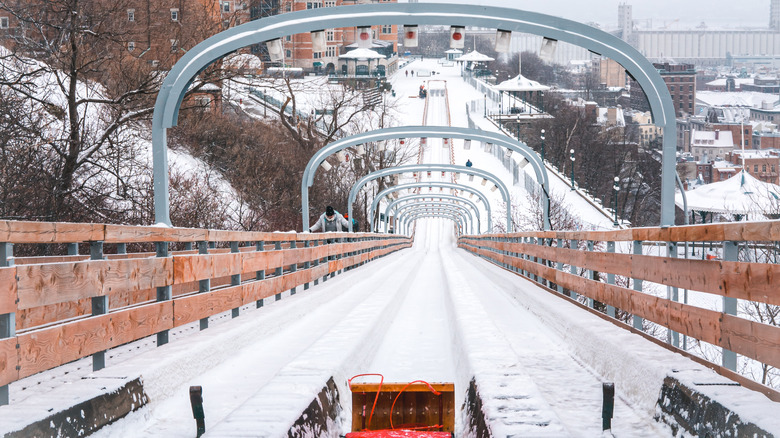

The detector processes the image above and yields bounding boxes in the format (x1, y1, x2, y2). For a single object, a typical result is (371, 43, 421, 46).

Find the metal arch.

(400, 210, 466, 236)
(152, 3, 676, 226)
(397, 205, 470, 236)
(370, 182, 493, 232)
(401, 210, 466, 236)
(395, 203, 472, 235)
(303, 126, 549, 230)
(390, 198, 477, 235)
(347, 164, 511, 233)
(385, 195, 481, 234)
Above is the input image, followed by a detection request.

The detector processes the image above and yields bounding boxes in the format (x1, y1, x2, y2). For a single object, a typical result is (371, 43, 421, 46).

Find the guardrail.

(459, 221, 780, 399)
(0, 221, 411, 404)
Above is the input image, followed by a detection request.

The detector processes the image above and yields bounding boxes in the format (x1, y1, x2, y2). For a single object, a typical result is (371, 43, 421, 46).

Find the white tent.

(495, 74, 551, 92)
(454, 50, 495, 62)
(676, 171, 780, 216)
(339, 48, 385, 60)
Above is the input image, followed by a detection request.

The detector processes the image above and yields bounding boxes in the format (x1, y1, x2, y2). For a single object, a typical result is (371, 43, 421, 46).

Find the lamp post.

(612, 176, 620, 226)
(483, 93, 487, 117)
(569, 149, 575, 190)
(540, 129, 546, 163)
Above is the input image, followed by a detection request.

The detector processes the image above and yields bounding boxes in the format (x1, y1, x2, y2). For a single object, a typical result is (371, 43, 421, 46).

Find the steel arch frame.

(370, 182, 493, 232)
(385, 195, 481, 234)
(395, 203, 472, 234)
(401, 210, 466, 236)
(303, 126, 549, 230)
(348, 164, 510, 232)
(151, 3, 677, 227)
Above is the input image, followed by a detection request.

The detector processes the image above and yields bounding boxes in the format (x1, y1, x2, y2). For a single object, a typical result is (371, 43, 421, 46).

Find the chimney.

(715, 129, 720, 140)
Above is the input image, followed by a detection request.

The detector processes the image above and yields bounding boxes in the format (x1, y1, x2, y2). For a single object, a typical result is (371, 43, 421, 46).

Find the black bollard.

(190, 386, 206, 437)
(602, 382, 615, 431)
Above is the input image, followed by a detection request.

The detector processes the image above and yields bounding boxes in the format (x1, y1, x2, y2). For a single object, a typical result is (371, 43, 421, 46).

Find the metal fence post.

(91, 241, 108, 371)
(304, 240, 311, 290)
(569, 239, 579, 301)
(667, 241, 679, 347)
(156, 241, 172, 346)
(255, 241, 265, 308)
(722, 240, 739, 371)
(632, 240, 644, 331)
(0, 242, 15, 406)
(586, 240, 595, 308)
(274, 241, 283, 300)
(117, 242, 127, 255)
(289, 239, 297, 295)
(539, 238, 547, 287)
(67, 243, 78, 256)
(556, 238, 564, 294)
(606, 241, 616, 318)
(231, 241, 241, 318)
(313, 239, 320, 286)
(198, 241, 211, 329)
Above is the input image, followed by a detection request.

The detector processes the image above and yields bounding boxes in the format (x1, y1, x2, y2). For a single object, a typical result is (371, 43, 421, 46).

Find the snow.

(5, 58, 780, 437)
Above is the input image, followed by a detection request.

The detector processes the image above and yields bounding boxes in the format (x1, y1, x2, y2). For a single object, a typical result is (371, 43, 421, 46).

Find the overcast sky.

(415, 0, 770, 29)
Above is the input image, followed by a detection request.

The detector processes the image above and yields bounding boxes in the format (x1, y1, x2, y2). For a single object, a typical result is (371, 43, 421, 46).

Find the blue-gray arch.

(394, 203, 473, 235)
(370, 182, 493, 232)
(385, 195, 480, 234)
(303, 126, 549, 230)
(348, 164, 511, 232)
(151, 2, 677, 227)
(401, 210, 466, 236)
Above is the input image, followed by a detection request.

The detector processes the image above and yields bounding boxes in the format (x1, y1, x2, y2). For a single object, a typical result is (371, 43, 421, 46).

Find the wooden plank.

(0, 221, 104, 243)
(15, 255, 90, 265)
(211, 253, 242, 278)
(104, 225, 207, 243)
(0, 337, 18, 386)
(17, 302, 173, 379)
(241, 250, 284, 273)
(173, 254, 214, 284)
(172, 285, 244, 327)
(350, 382, 454, 393)
(721, 314, 780, 370)
(0, 267, 17, 315)
(102, 258, 172, 294)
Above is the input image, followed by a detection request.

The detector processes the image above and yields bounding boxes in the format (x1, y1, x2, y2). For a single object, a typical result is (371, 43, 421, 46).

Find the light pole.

(613, 176, 620, 226)
(540, 129, 546, 163)
(569, 148, 575, 190)
(483, 93, 487, 117)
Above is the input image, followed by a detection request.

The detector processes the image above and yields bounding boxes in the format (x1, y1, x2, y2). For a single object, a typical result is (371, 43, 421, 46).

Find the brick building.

(630, 62, 696, 118)
(727, 150, 780, 184)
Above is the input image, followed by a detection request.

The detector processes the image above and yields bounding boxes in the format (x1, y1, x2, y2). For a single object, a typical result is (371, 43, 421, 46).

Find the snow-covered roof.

(223, 53, 263, 70)
(454, 50, 494, 62)
(444, 49, 463, 54)
(691, 130, 735, 147)
(339, 48, 385, 60)
(696, 91, 779, 108)
(705, 77, 754, 87)
(676, 171, 780, 215)
(494, 74, 550, 92)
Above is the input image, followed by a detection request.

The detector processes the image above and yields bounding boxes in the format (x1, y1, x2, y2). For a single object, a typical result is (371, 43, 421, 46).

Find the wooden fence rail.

(0, 221, 412, 405)
(458, 220, 780, 395)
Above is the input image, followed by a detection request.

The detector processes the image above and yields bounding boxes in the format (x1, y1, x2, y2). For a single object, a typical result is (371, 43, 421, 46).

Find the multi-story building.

(630, 62, 695, 118)
(631, 111, 663, 147)
(690, 129, 736, 162)
(727, 150, 780, 184)
(595, 58, 627, 88)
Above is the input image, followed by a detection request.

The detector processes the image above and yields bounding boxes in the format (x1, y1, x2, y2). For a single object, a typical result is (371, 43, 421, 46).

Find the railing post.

(722, 240, 739, 371)
(0, 242, 15, 406)
(231, 241, 241, 318)
(556, 238, 564, 294)
(569, 239, 579, 301)
(184, 242, 193, 251)
(116, 242, 127, 255)
(586, 240, 595, 308)
(91, 241, 108, 371)
(198, 241, 211, 329)
(606, 241, 616, 318)
(67, 243, 78, 256)
(667, 241, 679, 348)
(255, 241, 265, 308)
(539, 238, 548, 287)
(632, 240, 644, 331)
(274, 241, 283, 300)
(156, 242, 172, 346)
(313, 239, 320, 286)
(303, 240, 311, 290)
(289, 239, 297, 295)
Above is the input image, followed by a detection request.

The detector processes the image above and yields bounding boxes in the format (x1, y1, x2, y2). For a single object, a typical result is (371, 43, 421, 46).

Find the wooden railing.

(459, 221, 780, 396)
(0, 221, 412, 404)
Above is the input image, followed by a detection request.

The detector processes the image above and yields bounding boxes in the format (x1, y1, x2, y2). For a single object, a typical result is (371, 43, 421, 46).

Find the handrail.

(0, 220, 411, 405)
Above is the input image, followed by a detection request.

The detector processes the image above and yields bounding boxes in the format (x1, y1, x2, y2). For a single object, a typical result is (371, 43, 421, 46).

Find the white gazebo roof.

(339, 48, 385, 60)
(444, 48, 463, 54)
(495, 74, 551, 92)
(676, 171, 780, 215)
(454, 50, 495, 62)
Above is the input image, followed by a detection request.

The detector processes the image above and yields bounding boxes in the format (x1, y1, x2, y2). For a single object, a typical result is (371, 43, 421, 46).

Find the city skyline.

(412, 0, 770, 29)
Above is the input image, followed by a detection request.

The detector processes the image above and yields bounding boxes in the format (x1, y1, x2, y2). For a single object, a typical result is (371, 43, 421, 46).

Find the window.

(381, 24, 392, 34)
(772, 165, 776, 173)
(170, 8, 179, 21)
(306, 2, 321, 9)
(313, 52, 321, 59)
(670, 85, 675, 91)
(127, 9, 135, 22)
(128, 41, 135, 52)
(689, 85, 693, 91)
(326, 46, 336, 57)
(327, 30, 334, 41)
(195, 96, 212, 107)
(755, 164, 759, 172)
(325, 0, 336, 6)
(286, 35, 291, 41)
(286, 49, 292, 57)
(0, 16, 8, 29)
(223, 1, 231, 13)
(763, 164, 767, 172)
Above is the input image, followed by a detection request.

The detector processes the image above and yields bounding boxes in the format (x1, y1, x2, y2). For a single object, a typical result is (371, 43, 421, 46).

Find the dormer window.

(171, 9, 179, 21)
